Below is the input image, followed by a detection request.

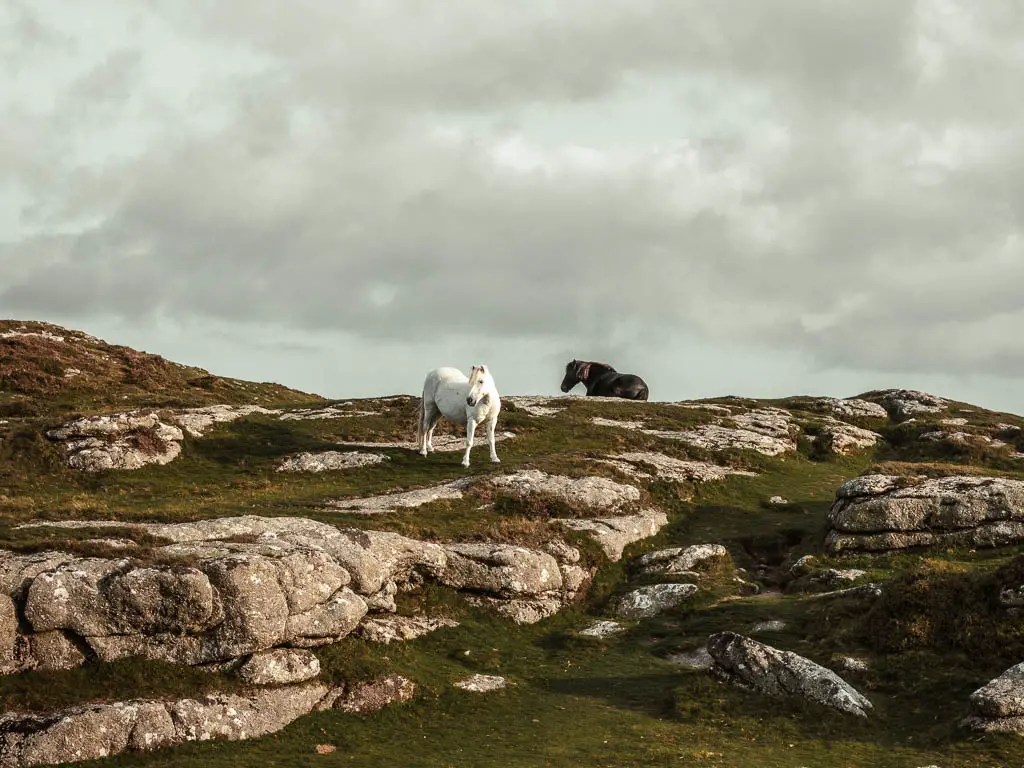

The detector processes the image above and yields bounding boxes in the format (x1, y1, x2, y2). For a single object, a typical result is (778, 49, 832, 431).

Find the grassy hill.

(2, 324, 1024, 767)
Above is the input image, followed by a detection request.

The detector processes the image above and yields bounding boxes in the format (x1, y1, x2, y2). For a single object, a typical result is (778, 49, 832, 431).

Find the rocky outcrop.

(826, 475, 1024, 553)
(963, 662, 1024, 733)
(277, 451, 388, 473)
(555, 509, 669, 561)
(440, 543, 578, 624)
(634, 544, 729, 578)
(504, 396, 567, 417)
(874, 389, 949, 420)
(671, 408, 798, 456)
(612, 583, 698, 619)
(488, 470, 641, 513)
(707, 632, 872, 717)
(0, 683, 331, 767)
(817, 398, 888, 420)
(46, 412, 184, 471)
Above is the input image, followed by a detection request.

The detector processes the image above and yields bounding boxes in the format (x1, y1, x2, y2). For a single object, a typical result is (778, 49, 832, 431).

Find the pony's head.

(560, 359, 589, 392)
(466, 364, 494, 407)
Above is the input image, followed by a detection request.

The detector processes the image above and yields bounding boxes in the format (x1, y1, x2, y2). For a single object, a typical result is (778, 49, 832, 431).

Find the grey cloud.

(3, 0, 1024, 401)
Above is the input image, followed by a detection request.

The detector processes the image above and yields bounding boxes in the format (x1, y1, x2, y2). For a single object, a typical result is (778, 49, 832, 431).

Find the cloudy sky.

(2, 2, 1023, 411)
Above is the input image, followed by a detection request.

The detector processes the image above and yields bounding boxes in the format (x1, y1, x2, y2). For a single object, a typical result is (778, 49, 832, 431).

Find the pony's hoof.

(419, 450, 428, 458)
(490, 456, 501, 463)
(461, 459, 470, 468)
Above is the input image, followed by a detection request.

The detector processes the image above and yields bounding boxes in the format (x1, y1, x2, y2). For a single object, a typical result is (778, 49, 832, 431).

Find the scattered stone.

(356, 615, 459, 644)
(1000, 586, 1024, 608)
(0, 683, 331, 767)
(555, 509, 669, 561)
(454, 674, 508, 693)
(612, 583, 699, 619)
(324, 478, 474, 514)
(826, 475, 1024, 553)
(769, 496, 789, 506)
(707, 632, 872, 717)
(334, 675, 416, 714)
(315, 744, 338, 754)
(277, 451, 388, 473)
(634, 544, 728, 578)
(942, 418, 969, 427)
(807, 583, 883, 601)
(666, 647, 714, 670)
(810, 569, 867, 588)
(751, 620, 787, 633)
(236, 649, 321, 686)
(488, 470, 641, 513)
(836, 656, 870, 673)
(788, 555, 818, 577)
(591, 417, 647, 429)
(578, 620, 625, 638)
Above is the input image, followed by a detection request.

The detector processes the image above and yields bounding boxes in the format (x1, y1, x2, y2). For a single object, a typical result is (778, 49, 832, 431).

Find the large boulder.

(963, 662, 1024, 733)
(707, 632, 872, 717)
(612, 583, 699, 619)
(826, 475, 1024, 553)
(46, 412, 184, 471)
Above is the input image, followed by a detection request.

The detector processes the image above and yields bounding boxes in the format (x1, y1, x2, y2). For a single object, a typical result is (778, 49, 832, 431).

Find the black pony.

(560, 360, 649, 400)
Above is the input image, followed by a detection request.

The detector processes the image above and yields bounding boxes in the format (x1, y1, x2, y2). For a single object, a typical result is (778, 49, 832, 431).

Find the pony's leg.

(425, 410, 442, 452)
(486, 415, 500, 463)
(462, 418, 477, 467)
(419, 402, 437, 456)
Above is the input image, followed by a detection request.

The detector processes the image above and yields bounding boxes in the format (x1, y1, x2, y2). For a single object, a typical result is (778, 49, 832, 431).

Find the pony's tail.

(415, 396, 425, 445)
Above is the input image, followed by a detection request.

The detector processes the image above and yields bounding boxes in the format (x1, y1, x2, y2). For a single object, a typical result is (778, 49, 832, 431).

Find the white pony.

(416, 365, 502, 468)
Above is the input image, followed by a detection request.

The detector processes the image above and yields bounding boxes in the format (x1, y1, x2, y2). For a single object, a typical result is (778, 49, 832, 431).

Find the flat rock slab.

(279, 404, 378, 420)
(826, 474, 1024, 553)
(555, 509, 669, 561)
(324, 479, 474, 514)
(613, 583, 699, 619)
(593, 408, 798, 456)
(454, 674, 508, 693)
(488, 470, 641, 513)
(0, 682, 332, 767)
(504, 396, 568, 417)
(356, 615, 459, 644)
(276, 451, 388, 473)
(597, 452, 757, 485)
(707, 632, 872, 717)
